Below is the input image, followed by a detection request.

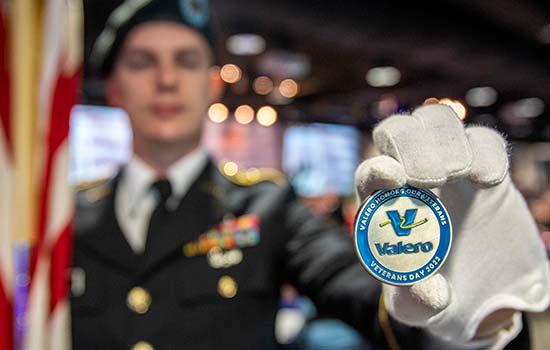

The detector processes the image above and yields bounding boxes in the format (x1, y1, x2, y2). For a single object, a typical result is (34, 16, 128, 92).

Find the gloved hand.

(354, 104, 550, 349)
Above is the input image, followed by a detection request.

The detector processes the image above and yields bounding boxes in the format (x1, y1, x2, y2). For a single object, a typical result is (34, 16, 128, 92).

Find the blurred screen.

(69, 104, 132, 183)
(69, 105, 282, 184)
(283, 123, 360, 196)
(202, 119, 281, 170)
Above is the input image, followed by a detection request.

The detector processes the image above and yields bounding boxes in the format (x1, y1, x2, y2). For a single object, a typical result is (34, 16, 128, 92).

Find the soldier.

(72, 0, 549, 349)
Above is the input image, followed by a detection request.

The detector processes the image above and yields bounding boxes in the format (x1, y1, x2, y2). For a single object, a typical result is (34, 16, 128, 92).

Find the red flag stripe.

(0, 277, 12, 350)
(49, 222, 72, 312)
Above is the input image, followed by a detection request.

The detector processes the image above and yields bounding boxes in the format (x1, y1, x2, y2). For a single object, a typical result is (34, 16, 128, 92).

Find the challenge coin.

(354, 186, 452, 286)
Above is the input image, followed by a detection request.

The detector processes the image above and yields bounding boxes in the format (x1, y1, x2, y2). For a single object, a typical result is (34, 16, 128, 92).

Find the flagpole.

(10, 0, 40, 348)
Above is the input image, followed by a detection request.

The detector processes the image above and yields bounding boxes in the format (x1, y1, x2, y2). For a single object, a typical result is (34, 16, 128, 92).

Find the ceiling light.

(513, 97, 545, 118)
(366, 66, 401, 87)
(465, 86, 498, 107)
(226, 34, 266, 56)
(256, 50, 311, 79)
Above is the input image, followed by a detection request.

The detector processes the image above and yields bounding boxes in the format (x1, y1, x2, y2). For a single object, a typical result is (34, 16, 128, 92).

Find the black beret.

(90, 0, 213, 76)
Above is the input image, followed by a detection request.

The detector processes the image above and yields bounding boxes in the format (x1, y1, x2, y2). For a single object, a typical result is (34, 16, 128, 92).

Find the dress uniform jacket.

(71, 160, 530, 350)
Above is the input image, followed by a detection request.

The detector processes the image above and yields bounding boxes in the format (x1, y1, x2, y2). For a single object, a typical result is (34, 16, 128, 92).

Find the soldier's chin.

(147, 130, 201, 148)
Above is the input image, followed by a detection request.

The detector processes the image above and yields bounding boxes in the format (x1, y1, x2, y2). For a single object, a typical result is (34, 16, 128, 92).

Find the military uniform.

(73, 159, 394, 349)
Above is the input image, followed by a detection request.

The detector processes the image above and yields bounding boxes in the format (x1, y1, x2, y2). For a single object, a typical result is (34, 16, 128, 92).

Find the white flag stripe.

(34, 0, 67, 187)
(0, 127, 13, 298)
(49, 301, 71, 350)
(45, 143, 72, 247)
(63, 0, 83, 76)
(38, 0, 66, 129)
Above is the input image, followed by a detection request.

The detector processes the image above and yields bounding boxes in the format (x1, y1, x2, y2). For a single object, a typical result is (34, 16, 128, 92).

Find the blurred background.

(74, 0, 549, 245)
(71, 1, 549, 348)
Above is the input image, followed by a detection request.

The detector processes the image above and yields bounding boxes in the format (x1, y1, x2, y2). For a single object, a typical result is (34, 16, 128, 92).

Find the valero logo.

(379, 209, 428, 236)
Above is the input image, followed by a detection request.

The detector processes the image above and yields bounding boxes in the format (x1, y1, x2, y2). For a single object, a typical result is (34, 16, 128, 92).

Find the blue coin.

(354, 186, 452, 286)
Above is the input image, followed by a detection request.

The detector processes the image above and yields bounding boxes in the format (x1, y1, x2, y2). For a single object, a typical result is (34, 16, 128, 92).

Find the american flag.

(0, 0, 82, 349)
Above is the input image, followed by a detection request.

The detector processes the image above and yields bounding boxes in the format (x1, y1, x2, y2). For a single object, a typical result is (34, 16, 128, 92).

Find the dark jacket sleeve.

(278, 184, 412, 348)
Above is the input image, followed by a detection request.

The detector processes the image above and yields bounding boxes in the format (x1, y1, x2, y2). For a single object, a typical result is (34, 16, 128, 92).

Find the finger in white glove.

(466, 126, 508, 187)
(383, 273, 452, 326)
(354, 155, 406, 201)
(372, 104, 473, 187)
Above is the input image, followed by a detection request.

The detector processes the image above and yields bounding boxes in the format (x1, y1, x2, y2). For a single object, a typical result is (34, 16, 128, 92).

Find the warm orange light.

(253, 76, 274, 95)
(208, 103, 229, 123)
(439, 98, 467, 120)
(234, 105, 255, 124)
(279, 79, 299, 98)
(256, 106, 277, 126)
(220, 64, 242, 84)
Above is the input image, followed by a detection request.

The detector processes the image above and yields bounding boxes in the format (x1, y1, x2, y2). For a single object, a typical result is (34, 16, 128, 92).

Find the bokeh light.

(279, 79, 299, 98)
(220, 64, 242, 84)
(253, 76, 274, 95)
(208, 103, 229, 123)
(234, 105, 255, 124)
(256, 106, 278, 126)
(439, 98, 467, 120)
(223, 161, 239, 176)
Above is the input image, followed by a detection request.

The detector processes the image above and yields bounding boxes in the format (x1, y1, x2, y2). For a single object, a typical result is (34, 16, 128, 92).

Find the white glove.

(355, 104, 550, 349)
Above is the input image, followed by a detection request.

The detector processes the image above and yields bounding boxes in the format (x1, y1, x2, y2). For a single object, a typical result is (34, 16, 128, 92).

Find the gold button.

(130, 341, 154, 350)
(217, 275, 238, 298)
(127, 287, 151, 314)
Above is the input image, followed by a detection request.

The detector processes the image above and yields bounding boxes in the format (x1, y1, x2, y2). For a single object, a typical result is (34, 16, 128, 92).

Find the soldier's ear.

(208, 66, 225, 103)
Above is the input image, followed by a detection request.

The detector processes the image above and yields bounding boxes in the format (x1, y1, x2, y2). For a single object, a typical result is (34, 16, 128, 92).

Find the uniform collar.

(166, 147, 209, 199)
(121, 147, 209, 209)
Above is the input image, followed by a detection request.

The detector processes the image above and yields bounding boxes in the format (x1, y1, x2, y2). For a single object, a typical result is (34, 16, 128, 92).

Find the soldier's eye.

(175, 51, 203, 69)
(123, 51, 155, 70)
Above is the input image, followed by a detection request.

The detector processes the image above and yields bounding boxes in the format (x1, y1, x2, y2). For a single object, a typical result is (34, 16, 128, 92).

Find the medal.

(354, 186, 452, 286)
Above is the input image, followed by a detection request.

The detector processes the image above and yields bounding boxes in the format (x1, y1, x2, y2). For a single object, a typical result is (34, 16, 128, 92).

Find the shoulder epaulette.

(74, 177, 113, 203)
(219, 163, 287, 187)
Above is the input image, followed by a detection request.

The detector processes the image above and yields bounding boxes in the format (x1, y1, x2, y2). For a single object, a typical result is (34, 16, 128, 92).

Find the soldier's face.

(105, 22, 222, 151)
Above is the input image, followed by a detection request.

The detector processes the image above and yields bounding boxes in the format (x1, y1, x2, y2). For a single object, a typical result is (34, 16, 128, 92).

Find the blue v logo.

(379, 209, 427, 236)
